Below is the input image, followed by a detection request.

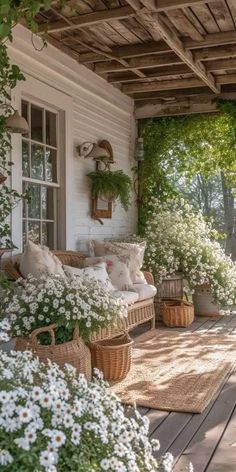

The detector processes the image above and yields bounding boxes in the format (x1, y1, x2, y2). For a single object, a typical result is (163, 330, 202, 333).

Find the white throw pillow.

(64, 262, 115, 292)
(20, 240, 65, 279)
(132, 284, 157, 301)
(92, 240, 147, 284)
(85, 255, 133, 291)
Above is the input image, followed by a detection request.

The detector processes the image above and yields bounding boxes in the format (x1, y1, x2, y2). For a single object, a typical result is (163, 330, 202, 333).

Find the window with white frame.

(21, 99, 60, 249)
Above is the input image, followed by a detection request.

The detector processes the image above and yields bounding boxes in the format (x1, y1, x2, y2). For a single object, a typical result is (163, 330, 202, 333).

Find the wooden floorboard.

(138, 314, 236, 472)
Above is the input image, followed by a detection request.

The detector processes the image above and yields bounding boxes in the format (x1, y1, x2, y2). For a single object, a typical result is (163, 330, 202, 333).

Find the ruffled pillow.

(90, 240, 147, 284)
(85, 254, 133, 291)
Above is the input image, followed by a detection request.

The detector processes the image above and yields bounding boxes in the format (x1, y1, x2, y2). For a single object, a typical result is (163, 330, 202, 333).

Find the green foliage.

(0, 0, 55, 247)
(138, 106, 236, 234)
(87, 170, 132, 211)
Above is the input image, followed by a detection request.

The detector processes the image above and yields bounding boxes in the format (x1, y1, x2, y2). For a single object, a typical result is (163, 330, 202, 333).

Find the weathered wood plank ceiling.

(35, 0, 236, 117)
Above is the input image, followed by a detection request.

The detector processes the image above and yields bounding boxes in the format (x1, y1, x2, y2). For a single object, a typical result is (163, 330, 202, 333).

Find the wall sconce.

(135, 137, 145, 161)
(77, 141, 110, 160)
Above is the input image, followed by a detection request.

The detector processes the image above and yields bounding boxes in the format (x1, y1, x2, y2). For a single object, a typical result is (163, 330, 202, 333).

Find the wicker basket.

(162, 299, 194, 327)
(89, 332, 133, 381)
(16, 324, 92, 380)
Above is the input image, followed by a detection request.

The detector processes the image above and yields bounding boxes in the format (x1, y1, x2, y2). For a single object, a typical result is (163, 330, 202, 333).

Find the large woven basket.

(89, 332, 133, 381)
(16, 324, 92, 380)
(162, 299, 194, 327)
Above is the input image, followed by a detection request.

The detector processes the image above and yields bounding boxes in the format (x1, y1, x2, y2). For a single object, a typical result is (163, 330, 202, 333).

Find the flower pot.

(16, 324, 92, 380)
(192, 285, 219, 317)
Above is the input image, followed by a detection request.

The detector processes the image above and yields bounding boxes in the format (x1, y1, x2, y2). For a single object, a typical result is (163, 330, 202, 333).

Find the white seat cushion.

(20, 240, 65, 279)
(64, 262, 115, 292)
(114, 290, 139, 305)
(132, 284, 157, 301)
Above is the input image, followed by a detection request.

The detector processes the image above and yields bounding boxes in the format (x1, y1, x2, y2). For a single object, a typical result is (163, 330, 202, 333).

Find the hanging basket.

(162, 299, 194, 327)
(16, 323, 92, 380)
(193, 284, 219, 317)
(89, 331, 133, 381)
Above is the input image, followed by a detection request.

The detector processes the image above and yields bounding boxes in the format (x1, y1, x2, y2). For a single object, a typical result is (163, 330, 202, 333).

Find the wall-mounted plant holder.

(91, 195, 112, 225)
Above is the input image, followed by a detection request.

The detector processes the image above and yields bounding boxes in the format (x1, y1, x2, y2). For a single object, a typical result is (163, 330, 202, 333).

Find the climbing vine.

(0, 0, 55, 247)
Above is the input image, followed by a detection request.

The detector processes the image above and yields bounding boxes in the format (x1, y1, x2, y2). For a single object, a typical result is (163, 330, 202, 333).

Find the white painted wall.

(8, 25, 137, 254)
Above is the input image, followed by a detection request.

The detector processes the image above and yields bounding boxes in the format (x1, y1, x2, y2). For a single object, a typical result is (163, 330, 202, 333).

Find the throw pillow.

(63, 262, 115, 292)
(85, 255, 133, 291)
(20, 240, 65, 279)
(93, 240, 146, 284)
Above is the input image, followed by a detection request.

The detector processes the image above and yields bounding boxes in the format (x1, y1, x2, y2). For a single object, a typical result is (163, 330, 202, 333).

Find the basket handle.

(31, 323, 57, 347)
(73, 324, 80, 341)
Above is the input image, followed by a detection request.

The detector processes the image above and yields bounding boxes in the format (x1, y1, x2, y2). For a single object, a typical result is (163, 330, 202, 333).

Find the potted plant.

(0, 273, 127, 374)
(143, 197, 236, 312)
(87, 170, 132, 211)
(0, 349, 174, 471)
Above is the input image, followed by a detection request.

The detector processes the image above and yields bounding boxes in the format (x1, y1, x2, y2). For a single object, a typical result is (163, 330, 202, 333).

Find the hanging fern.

(87, 170, 132, 211)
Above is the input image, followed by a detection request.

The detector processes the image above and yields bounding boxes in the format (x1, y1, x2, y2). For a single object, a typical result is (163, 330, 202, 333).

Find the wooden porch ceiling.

(35, 0, 236, 118)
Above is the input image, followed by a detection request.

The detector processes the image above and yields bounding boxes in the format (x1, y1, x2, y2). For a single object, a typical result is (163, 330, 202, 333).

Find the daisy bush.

(0, 274, 127, 344)
(144, 197, 236, 307)
(0, 350, 175, 472)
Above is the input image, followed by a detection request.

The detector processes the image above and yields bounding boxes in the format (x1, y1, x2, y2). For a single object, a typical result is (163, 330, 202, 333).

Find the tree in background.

(139, 104, 236, 258)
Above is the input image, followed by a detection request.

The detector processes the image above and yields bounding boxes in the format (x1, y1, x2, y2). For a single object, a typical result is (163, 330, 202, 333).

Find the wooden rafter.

(95, 53, 182, 74)
(78, 31, 236, 64)
(38, 6, 136, 34)
(43, 7, 146, 80)
(123, 73, 236, 94)
(125, 0, 219, 93)
(135, 90, 236, 118)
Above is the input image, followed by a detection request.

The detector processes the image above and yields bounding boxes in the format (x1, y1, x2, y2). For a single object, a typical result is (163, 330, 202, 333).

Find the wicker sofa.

(3, 250, 155, 341)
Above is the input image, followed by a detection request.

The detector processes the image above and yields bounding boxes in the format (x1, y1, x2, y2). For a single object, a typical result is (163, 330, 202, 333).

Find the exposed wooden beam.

(206, 58, 236, 71)
(95, 53, 182, 74)
(123, 77, 204, 93)
(132, 86, 211, 100)
(195, 45, 236, 61)
(107, 64, 191, 83)
(79, 31, 236, 64)
(38, 6, 135, 34)
(135, 97, 217, 118)
(135, 91, 236, 118)
(126, 1, 219, 93)
(154, 0, 210, 11)
(123, 73, 236, 94)
(185, 31, 236, 49)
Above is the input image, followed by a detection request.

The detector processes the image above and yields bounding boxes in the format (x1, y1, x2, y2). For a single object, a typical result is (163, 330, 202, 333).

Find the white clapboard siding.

(8, 25, 137, 254)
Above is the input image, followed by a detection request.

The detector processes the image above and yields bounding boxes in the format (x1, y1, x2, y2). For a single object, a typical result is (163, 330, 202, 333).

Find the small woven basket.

(16, 324, 92, 380)
(89, 332, 133, 381)
(162, 299, 194, 327)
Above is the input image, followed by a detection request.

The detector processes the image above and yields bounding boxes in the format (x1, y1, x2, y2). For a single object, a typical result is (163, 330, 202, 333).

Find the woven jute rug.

(110, 329, 236, 414)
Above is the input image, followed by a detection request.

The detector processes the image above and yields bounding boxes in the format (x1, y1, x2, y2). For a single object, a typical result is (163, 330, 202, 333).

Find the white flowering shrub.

(0, 350, 175, 472)
(0, 274, 127, 344)
(144, 198, 236, 307)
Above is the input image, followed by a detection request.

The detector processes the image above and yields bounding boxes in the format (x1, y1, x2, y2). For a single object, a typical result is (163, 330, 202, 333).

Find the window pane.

(46, 148, 57, 182)
(31, 143, 44, 180)
(46, 111, 57, 147)
(28, 184, 40, 219)
(31, 105, 43, 142)
(42, 187, 54, 220)
(42, 222, 54, 248)
(22, 101, 29, 138)
(28, 221, 40, 244)
(22, 140, 30, 177)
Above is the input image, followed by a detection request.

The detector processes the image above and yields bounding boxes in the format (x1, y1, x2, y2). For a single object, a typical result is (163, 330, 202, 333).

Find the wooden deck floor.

(133, 315, 236, 472)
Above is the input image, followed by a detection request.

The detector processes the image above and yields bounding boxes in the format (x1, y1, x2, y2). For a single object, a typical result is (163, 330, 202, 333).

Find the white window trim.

(11, 73, 73, 253)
